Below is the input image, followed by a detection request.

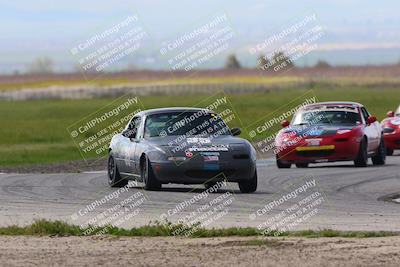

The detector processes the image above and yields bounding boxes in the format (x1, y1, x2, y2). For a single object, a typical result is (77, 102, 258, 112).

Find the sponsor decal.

(305, 138, 322, 146)
(202, 152, 220, 171)
(188, 145, 229, 152)
(187, 137, 211, 144)
(201, 152, 220, 162)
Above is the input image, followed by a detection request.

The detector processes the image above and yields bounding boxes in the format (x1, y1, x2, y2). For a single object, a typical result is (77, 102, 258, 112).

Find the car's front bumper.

(384, 132, 400, 150)
(151, 157, 256, 184)
(276, 136, 360, 163)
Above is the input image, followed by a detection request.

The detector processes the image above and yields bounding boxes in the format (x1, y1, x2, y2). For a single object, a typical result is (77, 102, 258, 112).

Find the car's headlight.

(229, 143, 246, 151)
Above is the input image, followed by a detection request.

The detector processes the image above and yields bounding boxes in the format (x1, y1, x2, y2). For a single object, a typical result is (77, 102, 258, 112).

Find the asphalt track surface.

(0, 155, 399, 231)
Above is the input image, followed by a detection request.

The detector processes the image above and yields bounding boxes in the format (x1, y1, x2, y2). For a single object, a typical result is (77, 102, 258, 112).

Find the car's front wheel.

(276, 155, 291, 168)
(372, 137, 386, 165)
(108, 154, 128, 187)
(354, 138, 368, 167)
(386, 148, 394, 156)
(141, 155, 162, 191)
(238, 170, 257, 193)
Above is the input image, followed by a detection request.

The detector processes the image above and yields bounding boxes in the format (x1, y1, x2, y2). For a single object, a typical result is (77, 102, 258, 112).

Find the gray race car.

(107, 107, 257, 193)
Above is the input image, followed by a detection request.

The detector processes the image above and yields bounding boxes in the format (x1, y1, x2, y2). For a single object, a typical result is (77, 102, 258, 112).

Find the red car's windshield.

(292, 110, 362, 126)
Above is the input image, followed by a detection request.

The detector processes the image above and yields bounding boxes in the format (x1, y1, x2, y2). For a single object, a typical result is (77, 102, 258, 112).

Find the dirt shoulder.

(0, 235, 399, 267)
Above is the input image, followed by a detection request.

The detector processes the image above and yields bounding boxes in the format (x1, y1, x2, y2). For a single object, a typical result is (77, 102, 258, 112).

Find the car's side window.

(360, 108, 370, 124)
(126, 116, 141, 139)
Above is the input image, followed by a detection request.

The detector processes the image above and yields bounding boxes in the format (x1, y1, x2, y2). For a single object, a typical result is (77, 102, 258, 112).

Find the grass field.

(0, 219, 396, 238)
(0, 76, 305, 91)
(1, 84, 399, 166)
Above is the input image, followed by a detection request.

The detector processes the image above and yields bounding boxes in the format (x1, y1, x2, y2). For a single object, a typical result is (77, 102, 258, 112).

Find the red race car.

(381, 105, 400, 156)
(275, 102, 386, 168)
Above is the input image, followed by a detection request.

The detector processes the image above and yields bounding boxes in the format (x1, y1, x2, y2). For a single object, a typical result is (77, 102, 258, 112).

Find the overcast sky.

(0, 0, 399, 72)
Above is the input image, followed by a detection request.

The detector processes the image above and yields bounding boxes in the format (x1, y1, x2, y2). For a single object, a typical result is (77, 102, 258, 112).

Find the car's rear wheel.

(354, 138, 368, 167)
(276, 155, 291, 168)
(295, 163, 309, 168)
(108, 154, 128, 187)
(372, 137, 386, 165)
(386, 148, 394, 156)
(142, 156, 161, 191)
(238, 170, 257, 193)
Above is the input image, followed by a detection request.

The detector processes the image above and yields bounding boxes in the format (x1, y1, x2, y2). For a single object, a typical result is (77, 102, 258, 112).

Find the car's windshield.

(144, 111, 230, 137)
(292, 110, 362, 125)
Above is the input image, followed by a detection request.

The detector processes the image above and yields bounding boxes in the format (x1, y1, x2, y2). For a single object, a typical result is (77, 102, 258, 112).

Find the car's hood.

(282, 124, 358, 137)
(382, 117, 400, 128)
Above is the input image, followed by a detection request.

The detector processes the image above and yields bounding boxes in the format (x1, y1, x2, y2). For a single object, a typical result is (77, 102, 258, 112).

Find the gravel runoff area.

(0, 235, 399, 267)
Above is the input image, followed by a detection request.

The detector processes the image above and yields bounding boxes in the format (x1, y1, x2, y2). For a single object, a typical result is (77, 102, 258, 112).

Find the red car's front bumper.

(383, 130, 400, 150)
(276, 135, 360, 163)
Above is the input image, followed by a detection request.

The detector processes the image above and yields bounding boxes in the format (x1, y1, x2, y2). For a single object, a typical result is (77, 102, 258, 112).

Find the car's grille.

(395, 140, 400, 145)
(296, 150, 335, 157)
(334, 138, 348, 142)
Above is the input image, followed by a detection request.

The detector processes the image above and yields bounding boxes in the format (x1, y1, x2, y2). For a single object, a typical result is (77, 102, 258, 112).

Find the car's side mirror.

(281, 120, 290, 128)
(367, 116, 377, 124)
(123, 128, 137, 139)
(230, 127, 241, 136)
(387, 111, 394, 117)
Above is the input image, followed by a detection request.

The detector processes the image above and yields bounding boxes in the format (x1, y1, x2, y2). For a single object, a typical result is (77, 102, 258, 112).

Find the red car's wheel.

(276, 155, 291, 168)
(372, 137, 386, 165)
(354, 138, 368, 167)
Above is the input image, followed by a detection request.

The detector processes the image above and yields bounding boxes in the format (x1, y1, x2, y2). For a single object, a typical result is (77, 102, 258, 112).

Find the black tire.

(238, 170, 257, 193)
(386, 148, 394, 156)
(276, 155, 291, 168)
(354, 138, 368, 167)
(372, 137, 386, 165)
(141, 156, 161, 191)
(108, 154, 128, 187)
(295, 163, 309, 168)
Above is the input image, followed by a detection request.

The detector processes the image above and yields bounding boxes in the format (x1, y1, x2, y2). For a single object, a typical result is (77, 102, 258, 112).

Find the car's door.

(132, 115, 147, 177)
(360, 107, 379, 152)
(119, 116, 141, 175)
